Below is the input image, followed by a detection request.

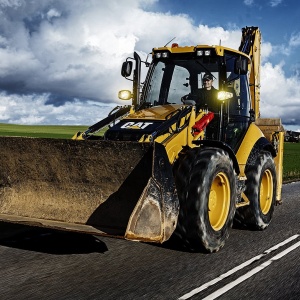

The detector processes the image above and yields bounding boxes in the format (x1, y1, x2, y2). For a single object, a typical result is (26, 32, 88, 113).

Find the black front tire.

(174, 147, 236, 253)
(235, 151, 276, 230)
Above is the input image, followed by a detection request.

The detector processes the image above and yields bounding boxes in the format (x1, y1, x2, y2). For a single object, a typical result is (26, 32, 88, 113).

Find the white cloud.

(269, 0, 282, 7)
(260, 61, 300, 128)
(0, 0, 298, 130)
(261, 31, 300, 65)
(244, 0, 283, 8)
(0, 92, 117, 125)
(0, 0, 241, 108)
(194, 25, 241, 49)
(289, 32, 300, 47)
(244, 0, 254, 6)
(0, 0, 22, 8)
(261, 41, 273, 63)
(46, 8, 61, 20)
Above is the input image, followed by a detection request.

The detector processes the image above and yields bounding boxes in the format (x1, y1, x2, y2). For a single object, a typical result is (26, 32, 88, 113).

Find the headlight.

(197, 50, 204, 56)
(118, 90, 132, 100)
(217, 91, 233, 101)
(196, 49, 211, 56)
(155, 52, 169, 59)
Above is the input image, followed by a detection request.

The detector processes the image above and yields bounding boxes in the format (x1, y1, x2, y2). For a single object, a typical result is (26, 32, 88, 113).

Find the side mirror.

(234, 56, 248, 75)
(121, 61, 133, 77)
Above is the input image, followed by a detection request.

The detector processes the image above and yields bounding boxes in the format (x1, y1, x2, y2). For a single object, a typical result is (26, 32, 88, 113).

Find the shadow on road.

(145, 233, 207, 254)
(0, 222, 108, 255)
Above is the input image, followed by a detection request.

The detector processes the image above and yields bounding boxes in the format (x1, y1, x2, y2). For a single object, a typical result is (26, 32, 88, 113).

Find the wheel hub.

(260, 169, 273, 214)
(208, 172, 230, 231)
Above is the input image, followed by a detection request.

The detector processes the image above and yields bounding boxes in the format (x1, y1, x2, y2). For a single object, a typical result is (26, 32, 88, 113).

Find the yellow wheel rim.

(260, 169, 273, 215)
(208, 172, 231, 231)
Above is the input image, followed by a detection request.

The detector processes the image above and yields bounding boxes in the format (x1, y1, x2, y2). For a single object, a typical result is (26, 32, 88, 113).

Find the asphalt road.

(0, 182, 299, 300)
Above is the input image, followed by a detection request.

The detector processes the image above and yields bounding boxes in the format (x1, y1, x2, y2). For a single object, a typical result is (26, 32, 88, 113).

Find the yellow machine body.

(0, 27, 284, 246)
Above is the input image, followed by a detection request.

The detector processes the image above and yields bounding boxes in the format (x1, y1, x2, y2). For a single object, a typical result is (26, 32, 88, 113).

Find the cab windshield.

(141, 52, 251, 150)
(142, 57, 220, 106)
(142, 53, 250, 117)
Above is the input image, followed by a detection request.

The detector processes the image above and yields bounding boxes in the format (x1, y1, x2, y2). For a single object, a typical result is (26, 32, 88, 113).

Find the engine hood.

(126, 104, 183, 120)
(104, 104, 184, 141)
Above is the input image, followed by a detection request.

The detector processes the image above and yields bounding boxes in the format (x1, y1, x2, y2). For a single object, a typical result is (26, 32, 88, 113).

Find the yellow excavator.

(0, 27, 284, 252)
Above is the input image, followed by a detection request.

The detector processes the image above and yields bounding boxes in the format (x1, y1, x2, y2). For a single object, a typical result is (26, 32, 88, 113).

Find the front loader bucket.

(0, 137, 179, 243)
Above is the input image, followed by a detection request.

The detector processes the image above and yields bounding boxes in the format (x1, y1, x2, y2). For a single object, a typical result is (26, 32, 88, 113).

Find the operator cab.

(140, 47, 251, 151)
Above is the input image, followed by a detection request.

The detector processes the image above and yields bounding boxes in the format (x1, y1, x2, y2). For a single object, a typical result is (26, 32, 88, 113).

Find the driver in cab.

(182, 73, 219, 113)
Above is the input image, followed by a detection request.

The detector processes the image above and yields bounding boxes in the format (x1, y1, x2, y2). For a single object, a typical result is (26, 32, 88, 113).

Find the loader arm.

(72, 105, 132, 140)
(147, 106, 193, 142)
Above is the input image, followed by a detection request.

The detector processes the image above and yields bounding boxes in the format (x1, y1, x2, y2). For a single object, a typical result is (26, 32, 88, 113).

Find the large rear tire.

(235, 151, 276, 230)
(175, 147, 236, 253)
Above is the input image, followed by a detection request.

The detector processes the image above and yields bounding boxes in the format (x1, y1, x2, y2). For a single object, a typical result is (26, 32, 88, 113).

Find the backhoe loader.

(0, 27, 284, 252)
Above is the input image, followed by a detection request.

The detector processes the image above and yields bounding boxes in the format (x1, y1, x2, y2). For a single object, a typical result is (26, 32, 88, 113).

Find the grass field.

(0, 123, 298, 182)
(0, 123, 89, 139)
(282, 142, 300, 182)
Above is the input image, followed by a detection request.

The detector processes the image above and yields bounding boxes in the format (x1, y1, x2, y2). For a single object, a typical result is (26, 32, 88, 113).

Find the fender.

(236, 123, 276, 176)
(245, 137, 276, 167)
(193, 140, 240, 175)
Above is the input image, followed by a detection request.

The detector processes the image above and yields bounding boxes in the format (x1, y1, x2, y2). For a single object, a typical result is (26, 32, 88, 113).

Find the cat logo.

(120, 122, 153, 130)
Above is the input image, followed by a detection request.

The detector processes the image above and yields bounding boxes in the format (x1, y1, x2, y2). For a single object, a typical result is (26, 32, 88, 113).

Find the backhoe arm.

(239, 26, 261, 120)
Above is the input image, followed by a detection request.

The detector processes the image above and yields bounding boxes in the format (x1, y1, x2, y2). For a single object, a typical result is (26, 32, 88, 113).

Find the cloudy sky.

(0, 0, 300, 130)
